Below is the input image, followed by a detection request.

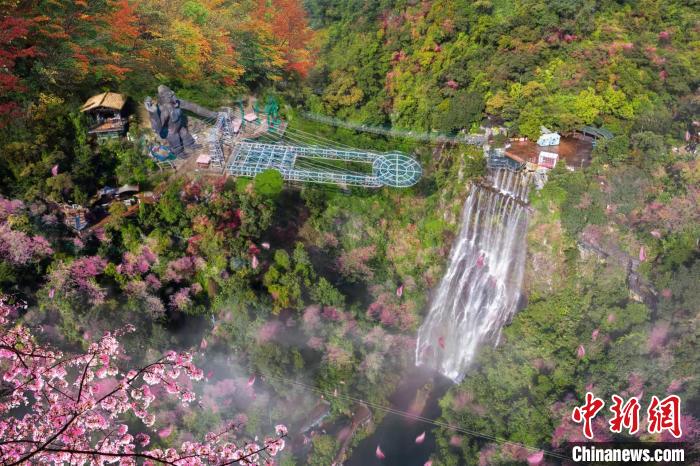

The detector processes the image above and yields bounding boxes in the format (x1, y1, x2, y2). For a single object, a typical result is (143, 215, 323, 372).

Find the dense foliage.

(303, 0, 698, 139)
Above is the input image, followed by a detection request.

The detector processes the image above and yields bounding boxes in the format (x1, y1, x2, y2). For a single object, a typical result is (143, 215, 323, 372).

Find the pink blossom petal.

(158, 425, 173, 438)
(247, 375, 256, 387)
(396, 285, 403, 297)
(667, 379, 684, 393)
(577, 345, 586, 359)
(376, 445, 385, 460)
(527, 450, 544, 465)
(51, 164, 59, 176)
(251, 255, 259, 269)
(415, 431, 426, 444)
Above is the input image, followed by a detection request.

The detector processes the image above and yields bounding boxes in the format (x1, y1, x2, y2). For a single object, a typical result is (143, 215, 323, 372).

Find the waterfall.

(415, 169, 531, 382)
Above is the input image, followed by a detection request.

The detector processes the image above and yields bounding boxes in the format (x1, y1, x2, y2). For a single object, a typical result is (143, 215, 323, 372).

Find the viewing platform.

(226, 142, 422, 188)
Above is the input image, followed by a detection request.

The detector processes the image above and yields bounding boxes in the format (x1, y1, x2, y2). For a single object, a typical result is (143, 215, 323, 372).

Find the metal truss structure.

(226, 141, 422, 188)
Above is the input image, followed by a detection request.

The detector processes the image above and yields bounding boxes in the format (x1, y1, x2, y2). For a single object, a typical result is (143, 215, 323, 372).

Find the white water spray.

(416, 169, 531, 382)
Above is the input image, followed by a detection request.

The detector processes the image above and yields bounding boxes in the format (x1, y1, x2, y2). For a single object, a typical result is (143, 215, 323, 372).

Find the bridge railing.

(285, 168, 382, 187)
(300, 112, 487, 145)
(291, 145, 377, 162)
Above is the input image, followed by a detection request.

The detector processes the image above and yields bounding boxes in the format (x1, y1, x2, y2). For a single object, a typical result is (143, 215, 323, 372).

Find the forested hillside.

(304, 0, 698, 138)
(1, 0, 313, 201)
(299, 0, 700, 462)
(0, 0, 698, 464)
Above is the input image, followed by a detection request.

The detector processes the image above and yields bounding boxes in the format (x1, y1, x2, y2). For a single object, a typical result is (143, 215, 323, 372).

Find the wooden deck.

(504, 135, 593, 170)
(88, 118, 126, 137)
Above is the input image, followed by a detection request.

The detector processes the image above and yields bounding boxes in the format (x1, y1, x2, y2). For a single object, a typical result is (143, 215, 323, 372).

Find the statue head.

(157, 85, 177, 106)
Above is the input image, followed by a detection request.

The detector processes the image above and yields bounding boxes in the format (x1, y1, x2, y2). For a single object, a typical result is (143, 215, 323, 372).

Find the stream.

(346, 367, 452, 465)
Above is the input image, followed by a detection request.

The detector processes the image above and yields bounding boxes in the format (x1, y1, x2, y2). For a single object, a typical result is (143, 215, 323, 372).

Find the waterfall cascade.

(416, 169, 532, 382)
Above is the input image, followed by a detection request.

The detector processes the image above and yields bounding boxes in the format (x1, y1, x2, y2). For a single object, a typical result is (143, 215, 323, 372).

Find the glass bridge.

(225, 141, 422, 188)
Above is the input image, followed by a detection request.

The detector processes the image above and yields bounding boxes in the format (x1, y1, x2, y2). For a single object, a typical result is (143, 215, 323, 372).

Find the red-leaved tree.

(0, 13, 37, 125)
(0, 295, 287, 465)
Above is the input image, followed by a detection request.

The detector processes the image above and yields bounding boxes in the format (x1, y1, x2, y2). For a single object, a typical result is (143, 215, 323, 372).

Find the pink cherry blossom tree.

(0, 296, 286, 465)
(47, 256, 108, 305)
(336, 245, 376, 281)
(0, 224, 53, 266)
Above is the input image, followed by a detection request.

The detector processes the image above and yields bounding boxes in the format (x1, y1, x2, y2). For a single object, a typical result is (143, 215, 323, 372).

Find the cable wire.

(254, 370, 571, 461)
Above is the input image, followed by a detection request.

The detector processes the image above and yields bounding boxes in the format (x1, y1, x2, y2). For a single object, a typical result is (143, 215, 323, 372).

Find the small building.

(576, 126, 613, 147)
(92, 186, 118, 207)
(536, 126, 561, 146)
(579, 126, 613, 142)
(96, 186, 118, 198)
(116, 184, 139, 198)
(196, 154, 212, 169)
(149, 145, 177, 170)
(80, 92, 127, 139)
(537, 151, 559, 169)
(60, 204, 89, 233)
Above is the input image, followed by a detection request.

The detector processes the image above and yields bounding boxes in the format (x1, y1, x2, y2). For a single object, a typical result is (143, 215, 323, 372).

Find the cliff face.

(524, 197, 659, 308)
(523, 203, 570, 300)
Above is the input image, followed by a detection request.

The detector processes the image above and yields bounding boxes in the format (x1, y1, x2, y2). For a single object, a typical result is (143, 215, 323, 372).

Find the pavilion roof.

(81, 92, 126, 112)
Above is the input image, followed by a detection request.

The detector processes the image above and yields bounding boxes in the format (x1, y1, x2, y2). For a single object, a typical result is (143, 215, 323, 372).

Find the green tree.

(157, 181, 186, 224)
(254, 169, 284, 199)
(592, 135, 630, 166)
(631, 131, 668, 167)
(433, 91, 484, 133)
(308, 435, 338, 466)
(263, 244, 314, 313)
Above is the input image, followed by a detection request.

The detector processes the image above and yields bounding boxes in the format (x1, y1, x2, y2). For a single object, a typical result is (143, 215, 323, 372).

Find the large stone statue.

(144, 85, 196, 156)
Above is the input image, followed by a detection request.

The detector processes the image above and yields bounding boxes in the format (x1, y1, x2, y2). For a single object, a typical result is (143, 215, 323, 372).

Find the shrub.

(254, 169, 284, 198)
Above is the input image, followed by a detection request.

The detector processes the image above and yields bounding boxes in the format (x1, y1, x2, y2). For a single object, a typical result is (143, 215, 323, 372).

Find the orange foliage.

(0, 0, 314, 121)
(108, 0, 140, 45)
(103, 63, 132, 79)
(253, 0, 315, 76)
(0, 14, 37, 124)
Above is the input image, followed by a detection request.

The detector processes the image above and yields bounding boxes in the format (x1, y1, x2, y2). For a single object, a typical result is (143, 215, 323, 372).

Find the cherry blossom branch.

(0, 301, 288, 466)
